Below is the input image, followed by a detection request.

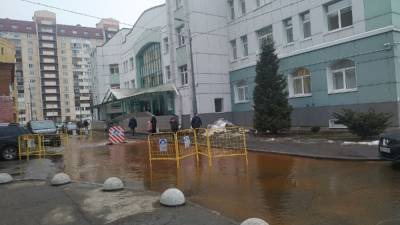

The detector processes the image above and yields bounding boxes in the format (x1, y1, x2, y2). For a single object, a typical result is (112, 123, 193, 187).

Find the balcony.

(40, 28, 54, 33)
(46, 111, 59, 117)
(42, 58, 56, 63)
(41, 50, 55, 56)
(43, 66, 56, 71)
(43, 73, 56, 79)
(44, 81, 57, 86)
(45, 104, 58, 109)
(41, 43, 55, 48)
(45, 96, 58, 101)
(40, 35, 54, 41)
(45, 89, 57, 94)
(80, 96, 90, 101)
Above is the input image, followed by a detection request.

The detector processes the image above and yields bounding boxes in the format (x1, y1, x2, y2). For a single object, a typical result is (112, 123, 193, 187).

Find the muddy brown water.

(62, 137, 400, 225)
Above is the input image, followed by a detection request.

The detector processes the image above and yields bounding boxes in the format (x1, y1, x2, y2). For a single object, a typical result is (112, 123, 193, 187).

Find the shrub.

(310, 126, 320, 133)
(333, 109, 392, 139)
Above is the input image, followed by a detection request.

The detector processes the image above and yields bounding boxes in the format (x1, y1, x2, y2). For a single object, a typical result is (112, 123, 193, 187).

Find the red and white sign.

(109, 126, 125, 144)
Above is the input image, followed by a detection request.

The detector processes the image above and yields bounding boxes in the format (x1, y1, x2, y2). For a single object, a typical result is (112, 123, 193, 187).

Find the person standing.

(151, 115, 157, 133)
(191, 113, 202, 129)
(128, 116, 137, 136)
(83, 120, 89, 135)
(169, 115, 179, 133)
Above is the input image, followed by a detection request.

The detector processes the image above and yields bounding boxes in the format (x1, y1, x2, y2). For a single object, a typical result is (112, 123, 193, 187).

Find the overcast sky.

(0, 0, 165, 28)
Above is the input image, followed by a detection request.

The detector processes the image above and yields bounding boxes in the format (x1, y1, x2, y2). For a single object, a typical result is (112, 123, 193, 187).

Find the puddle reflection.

(63, 138, 400, 225)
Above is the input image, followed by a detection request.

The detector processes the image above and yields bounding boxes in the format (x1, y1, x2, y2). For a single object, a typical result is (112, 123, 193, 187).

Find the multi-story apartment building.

(0, 38, 17, 123)
(0, 10, 119, 124)
(92, 0, 400, 128)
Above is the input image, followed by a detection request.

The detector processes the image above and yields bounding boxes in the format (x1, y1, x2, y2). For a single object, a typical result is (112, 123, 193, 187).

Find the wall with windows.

(231, 30, 400, 126)
(227, 0, 366, 72)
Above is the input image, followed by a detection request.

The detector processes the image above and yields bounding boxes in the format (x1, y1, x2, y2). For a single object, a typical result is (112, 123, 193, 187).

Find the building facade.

(0, 10, 119, 124)
(227, 0, 400, 127)
(92, 0, 400, 128)
(0, 38, 17, 123)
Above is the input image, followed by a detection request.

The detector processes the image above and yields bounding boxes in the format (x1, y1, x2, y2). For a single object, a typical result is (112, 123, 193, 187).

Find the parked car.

(0, 123, 30, 160)
(27, 120, 61, 147)
(379, 131, 400, 160)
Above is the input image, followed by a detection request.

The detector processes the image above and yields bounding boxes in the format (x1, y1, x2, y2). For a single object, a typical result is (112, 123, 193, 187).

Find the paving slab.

(0, 180, 237, 225)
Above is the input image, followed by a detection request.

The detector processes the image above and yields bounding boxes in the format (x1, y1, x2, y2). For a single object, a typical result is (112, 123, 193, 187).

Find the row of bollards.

(0, 172, 269, 225)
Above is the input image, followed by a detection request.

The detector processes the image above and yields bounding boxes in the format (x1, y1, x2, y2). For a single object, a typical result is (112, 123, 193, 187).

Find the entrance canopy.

(101, 83, 178, 105)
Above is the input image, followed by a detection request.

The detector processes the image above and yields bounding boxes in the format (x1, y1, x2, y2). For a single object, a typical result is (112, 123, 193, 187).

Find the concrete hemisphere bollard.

(241, 218, 269, 225)
(160, 188, 185, 207)
(103, 177, 124, 191)
(51, 173, 71, 186)
(0, 173, 13, 184)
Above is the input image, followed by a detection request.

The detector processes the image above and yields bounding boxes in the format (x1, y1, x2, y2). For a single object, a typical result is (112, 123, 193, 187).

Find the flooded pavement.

(9, 135, 400, 225)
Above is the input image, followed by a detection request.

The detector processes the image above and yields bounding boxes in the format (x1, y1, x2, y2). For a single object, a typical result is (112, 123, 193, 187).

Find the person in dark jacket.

(151, 115, 157, 133)
(169, 115, 179, 133)
(191, 113, 202, 129)
(128, 116, 137, 136)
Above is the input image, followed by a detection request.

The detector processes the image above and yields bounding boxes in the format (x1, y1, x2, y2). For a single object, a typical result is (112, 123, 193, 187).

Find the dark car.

(379, 131, 400, 160)
(27, 120, 61, 147)
(0, 123, 30, 160)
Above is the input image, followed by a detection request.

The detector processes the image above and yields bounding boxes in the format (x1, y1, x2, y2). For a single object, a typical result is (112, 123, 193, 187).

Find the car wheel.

(1, 146, 18, 161)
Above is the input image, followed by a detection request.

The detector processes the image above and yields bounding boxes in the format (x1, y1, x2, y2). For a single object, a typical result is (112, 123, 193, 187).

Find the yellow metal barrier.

(148, 132, 180, 168)
(195, 128, 212, 166)
(176, 129, 198, 162)
(148, 127, 248, 167)
(18, 134, 45, 160)
(196, 127, 248, 166)
(78, 128, 93, 140)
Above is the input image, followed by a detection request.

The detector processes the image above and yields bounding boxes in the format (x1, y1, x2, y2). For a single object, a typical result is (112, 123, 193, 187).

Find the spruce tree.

(253, 40, 292, 134)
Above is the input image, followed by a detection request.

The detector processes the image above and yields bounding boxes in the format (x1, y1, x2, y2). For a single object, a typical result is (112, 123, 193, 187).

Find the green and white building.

(92, 0, 400, 128)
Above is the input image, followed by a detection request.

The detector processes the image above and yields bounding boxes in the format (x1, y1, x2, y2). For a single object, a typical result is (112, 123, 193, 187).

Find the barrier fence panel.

(43, 134, 66, 157)
(208, 126, 248, 163)
(195, 128, 212, 166)
(18, 134, 45, 160)
(176, 129, 198, 162)
(148, 127, 248, 167)
(148, 132, 179, 168)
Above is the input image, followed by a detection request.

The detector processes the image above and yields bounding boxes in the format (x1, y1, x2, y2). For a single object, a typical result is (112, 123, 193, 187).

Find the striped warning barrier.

(108, 126, 126, 144)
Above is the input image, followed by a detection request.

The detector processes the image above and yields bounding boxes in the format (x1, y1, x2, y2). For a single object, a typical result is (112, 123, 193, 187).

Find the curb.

(248, 148, 386, 161)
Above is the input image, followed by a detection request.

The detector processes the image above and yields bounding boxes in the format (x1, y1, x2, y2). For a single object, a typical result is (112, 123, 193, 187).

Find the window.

(180, 65, 188, 85)
(129, 57, 134, 70)
(0, 47, 3, 55)
(328, 59, 356, 93)
(177, 26, 185, 47)
(228, 0, 235, 20)
(256, 26, 273, 51)
(176, 0, 182, 8)
(131, 79, 135, 88)
(234, 81, 249, 103)
(165, 66, 171, 81)
(123, 60, 128, 73)
(240, 35, 248, 57)
(283, 18, 293, 43)
(137, 43, 162, 88)
(289, 68, 311, 97)
(240, 0, 246, 15)
(29, 64, 34, 69)
(109, 64, 119, 74)
(326, 0, 353, 31)
(214, 98, 223, 112)
(300, 11, 311, 38)
(163, 37, 169, 54)
(230, 39, 237, 60)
